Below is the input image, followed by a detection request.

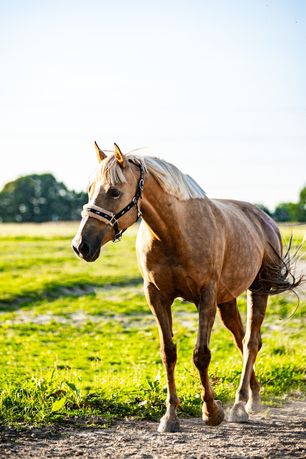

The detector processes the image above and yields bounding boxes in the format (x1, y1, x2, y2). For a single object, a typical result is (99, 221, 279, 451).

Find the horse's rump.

(216, 199, 303, 296)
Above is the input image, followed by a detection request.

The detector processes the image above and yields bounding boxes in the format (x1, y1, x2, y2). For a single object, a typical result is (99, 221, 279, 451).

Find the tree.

(297, 186, 306, 222)
(0, 174, 87, 222)
(255, 203, 272, 217)
(273, 202, 299, 222)
(272, 185, 306, 222)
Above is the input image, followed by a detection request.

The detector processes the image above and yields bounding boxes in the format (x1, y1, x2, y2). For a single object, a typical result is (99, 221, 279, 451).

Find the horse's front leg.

(194, 285, 225, 426)
(144, 283, 180, 433)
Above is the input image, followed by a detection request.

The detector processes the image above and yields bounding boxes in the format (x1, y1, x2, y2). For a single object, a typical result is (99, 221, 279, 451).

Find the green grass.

(279, 223, 306, 258)
(0, 222, 305, 426)
(0, 223, 141, 304)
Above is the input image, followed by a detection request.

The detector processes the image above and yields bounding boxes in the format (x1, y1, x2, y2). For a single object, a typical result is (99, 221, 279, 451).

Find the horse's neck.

(139, 174, 196, 242)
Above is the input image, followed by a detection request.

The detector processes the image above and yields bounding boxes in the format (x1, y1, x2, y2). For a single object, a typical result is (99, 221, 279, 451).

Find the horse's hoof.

(229, 402, 249, 423)
(157, 416, 181, 433)
(246, 396, 262, 414)
(203, 400, 225, 426)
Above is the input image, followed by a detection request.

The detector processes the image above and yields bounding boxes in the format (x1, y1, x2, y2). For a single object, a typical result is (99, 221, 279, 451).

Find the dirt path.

(1, 400, 305, 458)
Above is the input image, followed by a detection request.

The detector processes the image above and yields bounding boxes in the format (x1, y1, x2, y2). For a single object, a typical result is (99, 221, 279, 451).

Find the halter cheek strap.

(81, 161, 144, 242)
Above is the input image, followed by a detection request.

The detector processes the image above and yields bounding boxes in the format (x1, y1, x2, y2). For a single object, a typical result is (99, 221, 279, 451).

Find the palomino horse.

(72, 143, 300, 432)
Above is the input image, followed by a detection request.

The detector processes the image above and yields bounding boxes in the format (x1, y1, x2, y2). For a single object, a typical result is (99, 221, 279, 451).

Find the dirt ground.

(0, 400, 305, 458)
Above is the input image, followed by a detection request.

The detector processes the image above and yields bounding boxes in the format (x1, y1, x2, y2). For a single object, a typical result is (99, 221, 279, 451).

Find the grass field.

(0, 222, 305, 426)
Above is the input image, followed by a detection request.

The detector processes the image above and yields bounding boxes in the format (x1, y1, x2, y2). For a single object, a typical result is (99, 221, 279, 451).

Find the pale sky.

(0, 0, 305, 209)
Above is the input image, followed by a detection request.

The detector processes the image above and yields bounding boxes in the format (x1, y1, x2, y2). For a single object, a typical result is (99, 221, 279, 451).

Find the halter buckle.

(109, 215, 118, 226)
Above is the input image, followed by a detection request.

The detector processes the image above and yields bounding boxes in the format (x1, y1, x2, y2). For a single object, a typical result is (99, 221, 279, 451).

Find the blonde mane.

(99, 154, 206, 201)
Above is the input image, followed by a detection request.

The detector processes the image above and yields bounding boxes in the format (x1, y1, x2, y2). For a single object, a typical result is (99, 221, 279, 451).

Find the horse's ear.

(94, 141, 107, 162)
(114, 143, 125, 167)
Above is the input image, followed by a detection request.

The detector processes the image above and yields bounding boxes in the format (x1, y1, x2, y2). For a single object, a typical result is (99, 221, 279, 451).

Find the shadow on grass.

(0, 277, 143, 312)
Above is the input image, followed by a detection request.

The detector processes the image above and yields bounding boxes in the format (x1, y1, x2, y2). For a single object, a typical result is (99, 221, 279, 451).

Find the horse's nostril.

(79, 241, 90, 257)
(72, 244, 80, 256)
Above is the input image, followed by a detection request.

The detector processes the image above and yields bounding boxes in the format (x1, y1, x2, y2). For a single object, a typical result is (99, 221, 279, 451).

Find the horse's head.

(72, 142, 144, 262)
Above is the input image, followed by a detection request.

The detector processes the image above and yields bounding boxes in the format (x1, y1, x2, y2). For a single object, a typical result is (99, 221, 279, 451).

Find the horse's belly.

(217, 261, 261, 303)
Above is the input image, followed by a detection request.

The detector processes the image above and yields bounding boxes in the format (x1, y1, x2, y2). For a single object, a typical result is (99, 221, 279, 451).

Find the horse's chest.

(141, 252, 209, 300)
(136, 230, 216, 300)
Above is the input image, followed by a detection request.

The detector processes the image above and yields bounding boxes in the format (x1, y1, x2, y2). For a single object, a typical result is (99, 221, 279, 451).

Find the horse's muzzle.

(72, 236, 101, 262)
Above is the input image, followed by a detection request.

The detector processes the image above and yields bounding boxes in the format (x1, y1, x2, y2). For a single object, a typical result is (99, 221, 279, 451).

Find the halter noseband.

(81, 161, 145, 242)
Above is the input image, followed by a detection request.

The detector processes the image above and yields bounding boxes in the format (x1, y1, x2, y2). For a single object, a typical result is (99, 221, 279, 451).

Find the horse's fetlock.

(250, 378, 260, 392)
(238, 387, 249, 403)
(166, 395, 180, 407)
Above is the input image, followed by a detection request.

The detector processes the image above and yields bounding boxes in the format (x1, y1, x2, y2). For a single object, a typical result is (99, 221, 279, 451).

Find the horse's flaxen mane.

(99, 154, 206, 201)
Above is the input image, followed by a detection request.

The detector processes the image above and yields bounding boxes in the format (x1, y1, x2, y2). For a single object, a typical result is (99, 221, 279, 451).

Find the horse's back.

(212, 198, 282, 256)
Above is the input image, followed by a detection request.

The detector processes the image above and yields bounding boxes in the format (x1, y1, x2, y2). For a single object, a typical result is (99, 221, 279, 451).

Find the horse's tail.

(252, 235, 305, 296)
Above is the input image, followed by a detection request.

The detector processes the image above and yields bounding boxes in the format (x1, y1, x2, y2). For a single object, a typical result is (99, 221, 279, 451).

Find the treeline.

(0, 174, 87, 222)
(0, 173, 305, 223)
(257, 186, 306, 223)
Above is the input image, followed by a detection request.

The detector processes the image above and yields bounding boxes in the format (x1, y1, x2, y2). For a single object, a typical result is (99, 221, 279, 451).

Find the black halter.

(82, 161, 144, 242)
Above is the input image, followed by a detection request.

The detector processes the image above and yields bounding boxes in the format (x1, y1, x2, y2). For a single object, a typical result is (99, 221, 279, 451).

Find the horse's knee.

(193, 345, 211, 371)
(160, 343, 177, 366)
(243, 336, 260, 354)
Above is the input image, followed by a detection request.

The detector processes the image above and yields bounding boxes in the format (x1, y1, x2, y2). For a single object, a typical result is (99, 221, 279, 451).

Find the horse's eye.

(108, 188, 121, 199)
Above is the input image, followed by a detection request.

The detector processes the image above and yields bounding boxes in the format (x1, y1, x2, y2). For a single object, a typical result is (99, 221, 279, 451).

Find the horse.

(72, 142, 301, 433)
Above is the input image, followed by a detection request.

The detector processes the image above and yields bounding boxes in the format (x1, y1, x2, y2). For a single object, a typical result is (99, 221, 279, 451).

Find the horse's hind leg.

(217, 299, 262, 413)
(229, 292, 268, 423)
